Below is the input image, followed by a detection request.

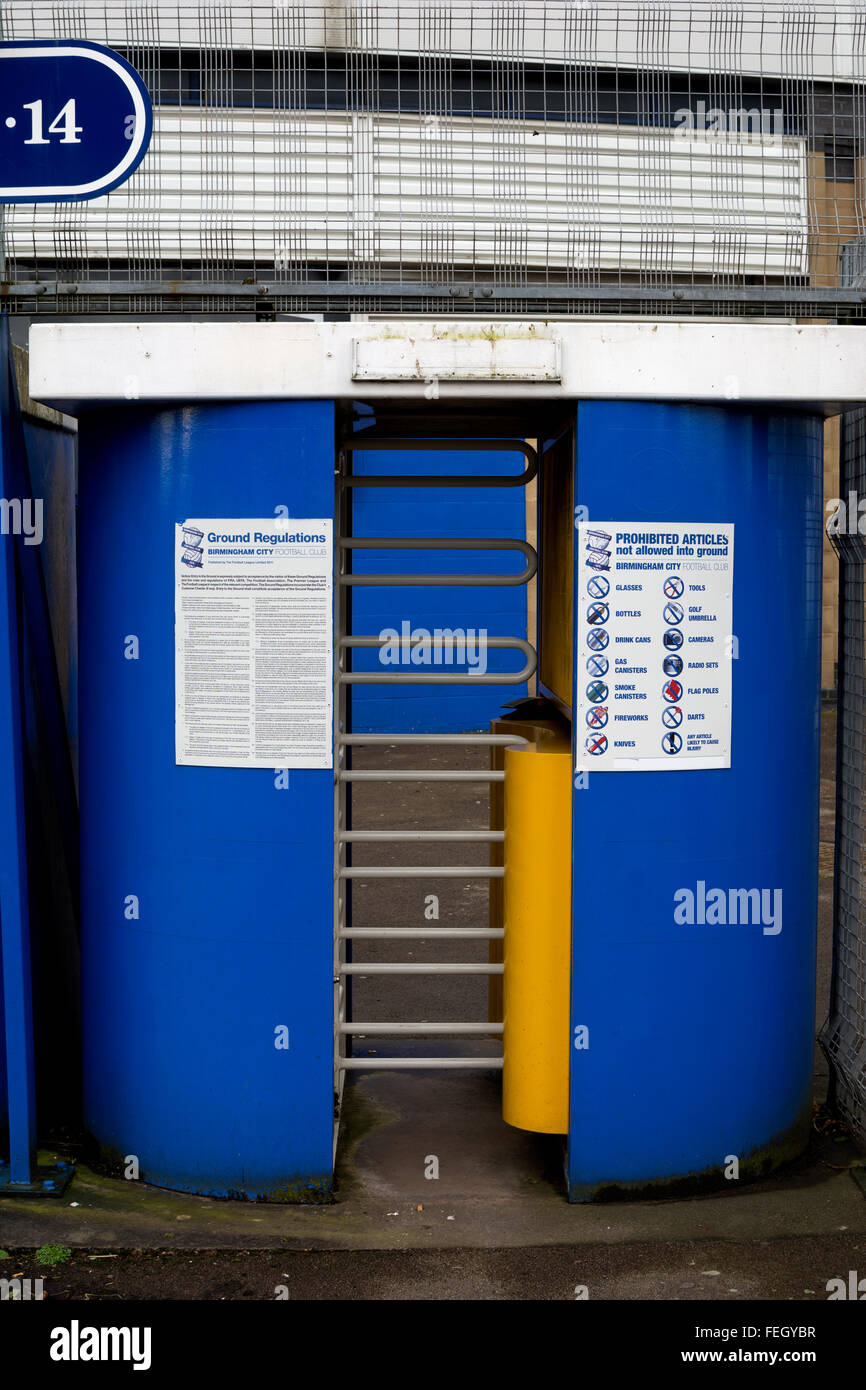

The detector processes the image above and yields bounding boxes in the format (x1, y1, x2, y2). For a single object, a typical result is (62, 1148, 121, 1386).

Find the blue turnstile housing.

(77, 402, 335, 1198)
(566, 403, 822, 1198)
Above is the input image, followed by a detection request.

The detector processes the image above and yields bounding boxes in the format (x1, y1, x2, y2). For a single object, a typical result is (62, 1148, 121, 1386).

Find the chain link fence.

(822, 411, 866, 1145)
(2, 1, 866, 318)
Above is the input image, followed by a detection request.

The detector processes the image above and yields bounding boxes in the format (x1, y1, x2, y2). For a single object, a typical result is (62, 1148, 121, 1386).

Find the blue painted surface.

(351, 446, 528, 731)
(0, 318, 38, 1178)
(568, 403, 823, 1197)
(22, 418, 78, 772)
(0, 41, 152, 202)
(78, 402, 334, 1197)
(0, 957, 6, 1150)
(0, 340, 8, 1147)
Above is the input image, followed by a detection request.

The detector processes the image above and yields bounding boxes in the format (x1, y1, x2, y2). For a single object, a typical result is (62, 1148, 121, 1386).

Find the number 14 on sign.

(17, 99, 82, 144)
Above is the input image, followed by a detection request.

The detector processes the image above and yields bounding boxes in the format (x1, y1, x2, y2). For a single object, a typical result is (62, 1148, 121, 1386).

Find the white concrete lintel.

(27, 318, 866, 414)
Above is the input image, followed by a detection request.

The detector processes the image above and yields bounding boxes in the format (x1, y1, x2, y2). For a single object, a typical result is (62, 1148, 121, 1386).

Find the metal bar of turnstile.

(334, 435, 537, 1082)
(340, 769, 504, 781)
(339, 635, 536, 684)
(342, 1023, 504, 1034)
(341, 830, 504, 842)
(341, 1058, 505, 1070)
(340, 928, 504, 939)
(336, 437, 537, 490)
(340, 734, 528, 746)
(340, 866, 504, 879)
(338, 536, 537, 587)
(340, 963, 504, 975)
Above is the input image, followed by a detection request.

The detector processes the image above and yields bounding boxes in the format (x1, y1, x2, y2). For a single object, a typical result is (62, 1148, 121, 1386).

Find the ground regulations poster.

(575, 522, 734, 772)
(175, 519, 333, 768)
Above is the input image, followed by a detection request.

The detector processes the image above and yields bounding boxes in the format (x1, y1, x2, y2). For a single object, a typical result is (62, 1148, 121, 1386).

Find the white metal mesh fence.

(1, 1, 866, 316)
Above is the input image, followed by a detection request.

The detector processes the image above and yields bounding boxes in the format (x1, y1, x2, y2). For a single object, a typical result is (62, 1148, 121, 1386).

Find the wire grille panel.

(1, 1, 865, 317)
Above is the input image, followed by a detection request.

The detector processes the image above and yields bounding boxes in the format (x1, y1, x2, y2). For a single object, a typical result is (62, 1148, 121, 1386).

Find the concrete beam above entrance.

(27, 317, 866, 416)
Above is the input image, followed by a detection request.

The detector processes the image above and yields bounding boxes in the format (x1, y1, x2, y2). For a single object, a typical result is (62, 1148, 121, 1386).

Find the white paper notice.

(175, 518, 333, 768)
(575, 522, 734, 772)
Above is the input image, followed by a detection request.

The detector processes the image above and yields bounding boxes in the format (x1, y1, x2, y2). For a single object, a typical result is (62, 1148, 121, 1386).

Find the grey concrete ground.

(3, 1237, 866, 1301)
(1, 708, 864, 1300)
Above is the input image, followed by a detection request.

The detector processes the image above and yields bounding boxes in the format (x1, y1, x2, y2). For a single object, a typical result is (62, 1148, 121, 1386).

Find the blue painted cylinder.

(0, 966, 6, 1154)
(568, 403, 823, 1198)
(78, 402, 335, 1198)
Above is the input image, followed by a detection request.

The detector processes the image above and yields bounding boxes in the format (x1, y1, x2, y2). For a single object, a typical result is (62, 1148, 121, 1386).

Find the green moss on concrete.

(333, 1081, 397, 1199)
(568, 1100, 813, 1203)
(85, 1137, 332, 1205)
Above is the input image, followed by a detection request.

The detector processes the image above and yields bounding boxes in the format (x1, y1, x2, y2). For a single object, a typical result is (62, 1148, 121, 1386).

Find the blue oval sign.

(0, 40, 152, 202)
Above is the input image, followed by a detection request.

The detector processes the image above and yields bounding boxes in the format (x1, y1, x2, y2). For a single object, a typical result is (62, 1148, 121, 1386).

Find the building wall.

(807, 149, 859, 697)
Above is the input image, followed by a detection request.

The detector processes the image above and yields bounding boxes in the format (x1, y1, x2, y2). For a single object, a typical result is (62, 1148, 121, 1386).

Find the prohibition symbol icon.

(663, 627, 684, 650)
(586, 705, 608, 730)
(662, 705, 683, 729)
(586, 679, 608, 703)
(587, 575, 609, 599)
(663, 679, 683, 702)
(587, 627, 609, 651)
(663, 576, 684, 599)
(586, 601, 609, 625)
(662, 732, 683, 755)
(586, 654, 608, 677)
(663, 600, 684, 625)
(663, 654, 683, 676)
(585, 733, 608, 756)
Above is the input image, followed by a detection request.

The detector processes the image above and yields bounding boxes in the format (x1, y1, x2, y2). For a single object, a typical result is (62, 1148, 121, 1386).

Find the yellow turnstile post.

(502, 738, 572, 1134)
